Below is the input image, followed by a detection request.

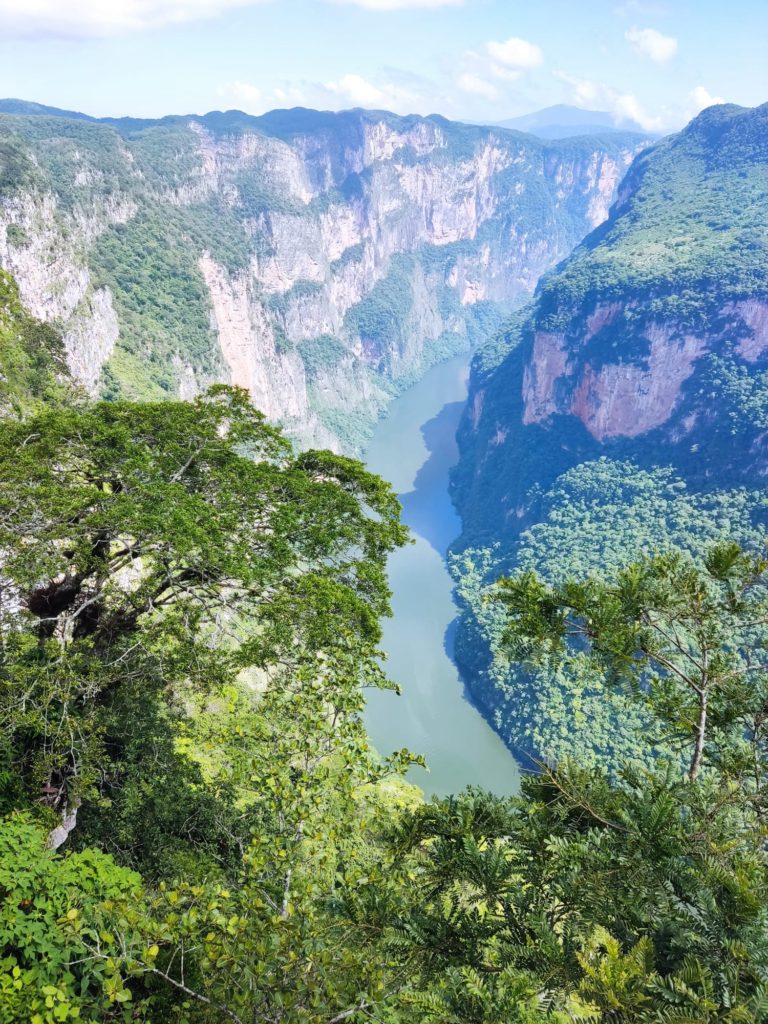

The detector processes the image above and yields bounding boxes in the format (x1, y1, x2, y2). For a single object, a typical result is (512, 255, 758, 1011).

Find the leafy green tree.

(0, 385, 424, 1022)
(497, 542, 768, 784)
(0, 385, 407, 847)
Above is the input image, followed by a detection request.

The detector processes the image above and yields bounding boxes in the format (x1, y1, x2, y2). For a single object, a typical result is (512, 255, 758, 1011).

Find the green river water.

(363, 354, 521, 797)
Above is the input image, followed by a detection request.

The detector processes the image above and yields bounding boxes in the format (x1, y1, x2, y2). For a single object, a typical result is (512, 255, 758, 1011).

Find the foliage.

(5, 224, 29, 247)
(451, 459, 768, 767)
(298, 333, 349, 381)
(707, 353, 768, 431)
(0, 815, 153, 1023)
(450, 104, 768, 780)
(90, 197, 252, 399)
(344, 254, 415, 354)
(389, 757, 768, 1023)
(0, 270, 74, 415)
(0, 387, 408, 831)
(535, 104, 768, 330)
(3, 369, 768, 1022)
(499, 540, 768, 781)
(0, 385, 425, 1021)
(330, 242, 365, 271)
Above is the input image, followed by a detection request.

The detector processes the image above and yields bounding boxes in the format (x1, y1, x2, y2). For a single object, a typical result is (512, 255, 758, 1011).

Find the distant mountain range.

(490, 103, 650, 139)
(0, 97, 652, 142)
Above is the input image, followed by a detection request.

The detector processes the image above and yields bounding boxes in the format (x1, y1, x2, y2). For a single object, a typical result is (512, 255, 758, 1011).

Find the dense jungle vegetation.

(451, 460, 768, 769)
(450, 102, 768, 777)
(2, 283, 768, 1023)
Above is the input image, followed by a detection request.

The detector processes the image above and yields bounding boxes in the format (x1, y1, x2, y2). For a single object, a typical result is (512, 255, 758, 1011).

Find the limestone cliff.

(0, 103, 645, 450)
(453, 102, 768, 545)
(449, 101, 768, 767)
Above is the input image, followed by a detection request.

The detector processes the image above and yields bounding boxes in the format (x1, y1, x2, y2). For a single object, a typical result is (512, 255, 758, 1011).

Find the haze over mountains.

(490, 103, 650, 139)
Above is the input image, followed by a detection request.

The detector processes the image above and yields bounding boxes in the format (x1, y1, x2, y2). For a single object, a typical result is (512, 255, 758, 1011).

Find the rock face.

(0, 104, 645, 450)
(453, 102, 768, 545)
(448, 101, 768, 768)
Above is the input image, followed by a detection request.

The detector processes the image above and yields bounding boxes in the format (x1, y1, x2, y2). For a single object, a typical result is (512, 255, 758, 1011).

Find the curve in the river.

(363, 354, 521, 798)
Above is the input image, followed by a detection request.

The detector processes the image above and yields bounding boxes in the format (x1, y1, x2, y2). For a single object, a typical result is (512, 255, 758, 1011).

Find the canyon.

(0, 101, 646, 450)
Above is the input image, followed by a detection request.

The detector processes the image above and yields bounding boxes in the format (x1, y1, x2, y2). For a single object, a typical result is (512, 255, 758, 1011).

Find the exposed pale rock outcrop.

(200, 253, 309, 423)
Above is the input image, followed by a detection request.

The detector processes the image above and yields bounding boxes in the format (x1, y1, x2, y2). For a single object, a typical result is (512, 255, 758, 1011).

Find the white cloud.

(0, 0, 270, 37)
(555, 70, 665, 131)
(486, 36, 543, 70)
(625, 25, 678, 63)
(318, 71, 423, 111)
(217, 80, 263, 113)
(254, 65, 447, 116)
(454, 35, 542, 98)
(329, 0, 462, 7)
(273, 84, 309, 105)
(689, 85, 726, 113)
(325, 73, 386, 106)
(457, 73, 498, 101)
(555, 70, 727, 132)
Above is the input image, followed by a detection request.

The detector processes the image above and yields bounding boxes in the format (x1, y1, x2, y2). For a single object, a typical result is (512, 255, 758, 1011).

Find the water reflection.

(363, 355, 520, 798)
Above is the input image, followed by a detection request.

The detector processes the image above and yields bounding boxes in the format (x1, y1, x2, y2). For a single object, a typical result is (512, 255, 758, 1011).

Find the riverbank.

(363, 354, 520, 798)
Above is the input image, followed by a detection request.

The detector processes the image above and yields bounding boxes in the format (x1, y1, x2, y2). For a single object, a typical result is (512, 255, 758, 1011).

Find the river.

(363, 354, 521, 797)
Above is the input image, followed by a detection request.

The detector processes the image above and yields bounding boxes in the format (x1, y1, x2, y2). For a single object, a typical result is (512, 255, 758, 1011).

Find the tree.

(497, 542, 768, 785)
(387, 764, 768, 1023)
(0, 386, 424, 1021)
(377, 542, 768, 1023)
(0, 386, 408, 850)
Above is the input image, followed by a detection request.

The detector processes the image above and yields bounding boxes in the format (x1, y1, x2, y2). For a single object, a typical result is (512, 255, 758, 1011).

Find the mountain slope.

(450, 101, 768, 765)
(0, 102, 646, 450)
(493, 103, 648, 139)
(0, 268, 74, 415)
(454, 102, 768, 545)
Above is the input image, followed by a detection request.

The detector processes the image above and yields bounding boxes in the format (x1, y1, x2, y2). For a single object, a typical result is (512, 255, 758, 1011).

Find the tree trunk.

(688, 689, 708, 782)
(47, 802, 79, 850)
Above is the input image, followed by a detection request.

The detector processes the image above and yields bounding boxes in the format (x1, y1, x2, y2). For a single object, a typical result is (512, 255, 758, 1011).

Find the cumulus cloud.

(457, 73, 498, 101)
(0, 0, 271, 37)
(330, 0, 462, 7)
(454, 35, 543, 100)
(217, 80, 263, 113)
(689, 85, 726, 113)
(555, 70, 664, 131)
(324, 73, 386, 106)
(308, 71, 423, 111)
(625, 25, 678, 62)
(486, 36, 544, 70)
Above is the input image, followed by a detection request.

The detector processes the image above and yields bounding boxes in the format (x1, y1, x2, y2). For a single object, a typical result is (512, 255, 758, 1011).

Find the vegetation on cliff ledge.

(450, 102, 768, 774)
(0, 269, 73, 414)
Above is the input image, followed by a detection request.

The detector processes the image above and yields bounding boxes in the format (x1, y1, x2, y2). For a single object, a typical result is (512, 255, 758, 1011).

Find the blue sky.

(0, 0, 765, 129)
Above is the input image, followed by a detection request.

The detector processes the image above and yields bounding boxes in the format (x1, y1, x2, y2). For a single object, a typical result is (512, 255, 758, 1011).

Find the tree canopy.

(3, 386, 768, 1023)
